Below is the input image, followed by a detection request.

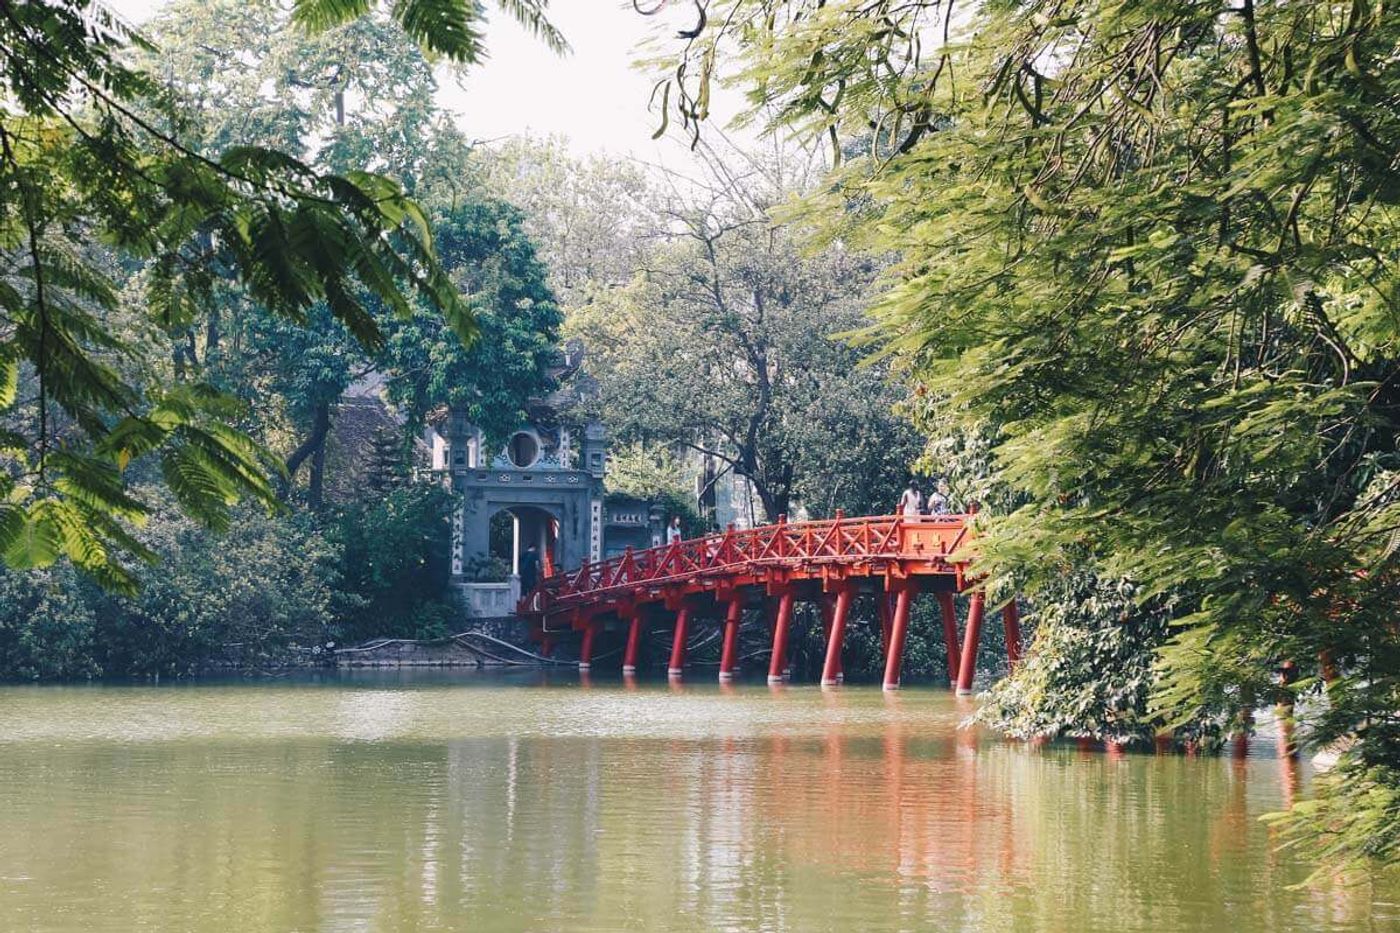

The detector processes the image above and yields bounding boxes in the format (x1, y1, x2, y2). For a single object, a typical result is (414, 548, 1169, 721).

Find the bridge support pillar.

(578, 623, 597, 671)
(668, 606, 691, 677)
(1002, 598, 1023, 667)
(820, 598, 840, 681)
(767, 590, 795, 684)
(956, 592, 986, 695)
(622, 609, 645, 674)
(937, 591, 959, 685)
(719, 599, 742, 681)
(821, 588, 853, 687)
(878, 593, 894, 659)
(882, 585, 915, 691)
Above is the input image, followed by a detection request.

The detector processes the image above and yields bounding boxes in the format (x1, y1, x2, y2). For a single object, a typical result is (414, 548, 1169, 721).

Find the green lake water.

(0, 671, 1395, 931)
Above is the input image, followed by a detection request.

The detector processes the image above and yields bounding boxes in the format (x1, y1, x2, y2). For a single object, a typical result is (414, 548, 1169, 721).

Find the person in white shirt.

(898, 483, 923, 517)
(666, 515, 683, 545)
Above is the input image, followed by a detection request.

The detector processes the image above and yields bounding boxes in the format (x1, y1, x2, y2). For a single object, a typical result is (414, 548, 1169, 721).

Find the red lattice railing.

(519, 513, 973, 616)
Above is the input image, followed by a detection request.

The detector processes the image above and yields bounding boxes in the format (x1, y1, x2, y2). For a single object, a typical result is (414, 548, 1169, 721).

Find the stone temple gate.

(427, 407, 612, 618)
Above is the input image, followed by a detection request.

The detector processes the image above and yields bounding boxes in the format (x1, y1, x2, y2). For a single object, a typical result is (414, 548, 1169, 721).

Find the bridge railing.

(519, 513, 973, 615)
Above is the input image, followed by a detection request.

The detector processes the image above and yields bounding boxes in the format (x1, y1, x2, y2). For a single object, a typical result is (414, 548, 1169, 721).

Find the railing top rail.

(520, 513, 973, 614)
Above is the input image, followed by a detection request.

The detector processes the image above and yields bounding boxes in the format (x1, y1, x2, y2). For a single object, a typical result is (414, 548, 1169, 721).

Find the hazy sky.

(104, 0, 745, 160)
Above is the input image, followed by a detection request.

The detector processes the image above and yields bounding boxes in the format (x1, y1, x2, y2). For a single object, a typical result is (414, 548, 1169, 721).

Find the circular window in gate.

(507, 431, 540, 469)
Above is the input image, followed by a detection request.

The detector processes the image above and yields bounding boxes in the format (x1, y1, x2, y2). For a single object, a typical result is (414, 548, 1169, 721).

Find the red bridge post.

(882, 584, 915, 691)
(817, 596, 828, 675)
(718, 598, 742, 681)
(622, 605, 645, 675)
(668, 606, 691, 677)
(956, 592, 986, 695)
(1002, 599, 1023, 667)
(878, 593, 894, 659)
(821, 587, 853, 687)
(767, 589, 796, 684)
(578, 622, 597, 671)
(937, 591, 959, 685)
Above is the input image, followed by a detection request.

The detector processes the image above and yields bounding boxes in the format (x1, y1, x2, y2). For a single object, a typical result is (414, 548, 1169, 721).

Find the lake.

(0, 671, 1393, 931)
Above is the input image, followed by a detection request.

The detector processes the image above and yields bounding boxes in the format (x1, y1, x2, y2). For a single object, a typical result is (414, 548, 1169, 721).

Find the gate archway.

(488, 504, 562, 583)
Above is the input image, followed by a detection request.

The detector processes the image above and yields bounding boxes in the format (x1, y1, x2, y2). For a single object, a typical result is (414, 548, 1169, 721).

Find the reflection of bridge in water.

(518, 513, 1022, 692)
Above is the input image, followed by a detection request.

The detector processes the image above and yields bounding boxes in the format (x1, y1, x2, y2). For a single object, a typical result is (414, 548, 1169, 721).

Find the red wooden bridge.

(518, 513, 1021, 693)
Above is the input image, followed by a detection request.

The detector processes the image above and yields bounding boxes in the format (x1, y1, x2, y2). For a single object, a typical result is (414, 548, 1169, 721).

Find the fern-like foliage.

(292, 0, 569, 60)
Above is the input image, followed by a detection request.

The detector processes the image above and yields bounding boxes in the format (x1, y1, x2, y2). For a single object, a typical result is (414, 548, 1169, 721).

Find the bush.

(0, 564, 101, 680)
(461, 552, 510, 583)
(329, 484, 455, 642)
(974, 573, 1200, 745)
(0, 494, 342, 679)
(0, 483, 463, 680)
(89, 498, 342, 676)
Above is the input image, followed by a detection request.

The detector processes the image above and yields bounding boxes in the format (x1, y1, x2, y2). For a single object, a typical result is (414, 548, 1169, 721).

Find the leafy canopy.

(0, 0, 561, 586)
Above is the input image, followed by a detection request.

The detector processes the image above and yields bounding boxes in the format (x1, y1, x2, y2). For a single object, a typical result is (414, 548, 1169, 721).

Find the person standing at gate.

(666, 515, 683, 545)
(898, 482, 923, 517)
(519, 544, 540, 594)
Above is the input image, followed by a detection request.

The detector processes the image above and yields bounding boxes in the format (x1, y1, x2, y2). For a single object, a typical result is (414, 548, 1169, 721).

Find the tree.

(657, 0, 1400, 872)
(467, 135, 655, 308)
(380, 198, 562, 445)
(364, 426, 407, 494)
(141, 3, 566, 502)
(569, 159, 918, 521)
(0, 0, 561, 583)
(141, 0, 457, 508)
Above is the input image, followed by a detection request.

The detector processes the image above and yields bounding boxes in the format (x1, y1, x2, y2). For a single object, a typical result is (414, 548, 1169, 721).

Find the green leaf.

(3, 507, 61, 570)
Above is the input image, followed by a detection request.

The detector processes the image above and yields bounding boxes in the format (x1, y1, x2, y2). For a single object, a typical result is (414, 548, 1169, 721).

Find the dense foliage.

(331, 484, 456, 643)
(0, 481, 459, 679)
(0, 0, 492, 586)
(657, 0, 1400, 872)
(0, 494, 337, 677)
(382, 198, 562, 444)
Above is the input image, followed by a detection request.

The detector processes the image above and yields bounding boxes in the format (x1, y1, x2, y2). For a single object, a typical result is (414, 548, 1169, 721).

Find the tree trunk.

(739, 448, 790, 523)
(206, 306, 220, 353)
(308, 422, 328, 509)
(699, 449, 717, 525)
(756, 484, 789, 524)
(283, 400, 331, 504)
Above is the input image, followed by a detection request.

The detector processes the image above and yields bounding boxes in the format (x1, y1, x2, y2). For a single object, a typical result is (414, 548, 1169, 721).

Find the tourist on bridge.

(666, 515, 683, 545)
(927, 480, 952, 515)
(898, 482, 924, 517)
(519, 544, 540, 594)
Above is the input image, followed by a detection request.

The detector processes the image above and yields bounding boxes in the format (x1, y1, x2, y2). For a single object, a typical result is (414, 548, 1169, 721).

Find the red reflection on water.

(737, 690, 1030, 897)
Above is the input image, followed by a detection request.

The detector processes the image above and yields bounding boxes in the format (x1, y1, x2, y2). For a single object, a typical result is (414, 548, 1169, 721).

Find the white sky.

(104, 0, 747, 161)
